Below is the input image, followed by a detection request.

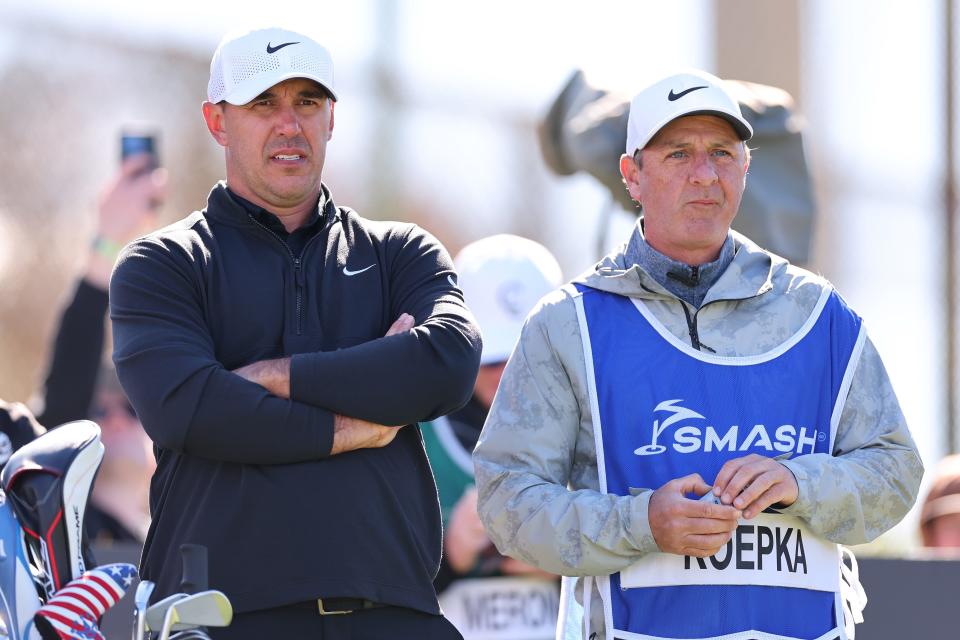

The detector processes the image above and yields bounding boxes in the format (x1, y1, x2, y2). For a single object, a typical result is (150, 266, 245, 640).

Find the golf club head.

(135, 580, 156, 609)
(158, 591, 232, 640)
(133, 580, 156, 640)
(144, 592, 188, 631)
(170, 590, 232, 630)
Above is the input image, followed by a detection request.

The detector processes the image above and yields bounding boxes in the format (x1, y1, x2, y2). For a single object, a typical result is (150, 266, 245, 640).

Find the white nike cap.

(625, 69, 752, 155)
(208, 28, 337, 105)
(454, 235, 563, 366)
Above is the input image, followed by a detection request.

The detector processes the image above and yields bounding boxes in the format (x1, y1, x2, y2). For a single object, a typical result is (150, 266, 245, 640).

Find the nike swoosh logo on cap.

(266, 41, 300, 54)
(667, 85, 708, 101)
(343, 264, 375, 276)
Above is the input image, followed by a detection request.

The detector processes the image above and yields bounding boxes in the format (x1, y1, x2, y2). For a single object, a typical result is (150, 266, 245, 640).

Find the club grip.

(179, 544, 208, 594)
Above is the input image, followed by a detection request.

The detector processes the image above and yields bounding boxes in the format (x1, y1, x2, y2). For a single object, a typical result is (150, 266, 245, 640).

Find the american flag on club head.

(34, 563, 138, 640)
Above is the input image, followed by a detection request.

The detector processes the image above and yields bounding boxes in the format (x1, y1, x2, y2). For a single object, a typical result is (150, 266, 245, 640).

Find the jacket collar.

(203, 181, 339, 230)
(575, 219, 778, 305)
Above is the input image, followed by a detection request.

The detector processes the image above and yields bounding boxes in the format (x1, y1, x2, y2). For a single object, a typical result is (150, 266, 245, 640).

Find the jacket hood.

(573, 221, 786, 305)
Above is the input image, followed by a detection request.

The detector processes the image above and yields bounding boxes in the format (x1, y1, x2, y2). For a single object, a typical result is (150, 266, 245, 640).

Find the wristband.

(91, 235, 124, 262)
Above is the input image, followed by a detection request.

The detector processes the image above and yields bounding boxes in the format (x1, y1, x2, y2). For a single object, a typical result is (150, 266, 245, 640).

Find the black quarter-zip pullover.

(110, 182, 481, 614)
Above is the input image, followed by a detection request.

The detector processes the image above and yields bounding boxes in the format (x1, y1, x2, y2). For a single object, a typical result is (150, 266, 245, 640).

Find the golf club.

(157, 590, 232, 640)
(133, 579, 156, 640)
(144, 592, 189, 633)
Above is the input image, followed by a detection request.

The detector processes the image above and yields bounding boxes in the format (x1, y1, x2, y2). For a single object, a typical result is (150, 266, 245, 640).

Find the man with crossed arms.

(111, 28, 478, 638)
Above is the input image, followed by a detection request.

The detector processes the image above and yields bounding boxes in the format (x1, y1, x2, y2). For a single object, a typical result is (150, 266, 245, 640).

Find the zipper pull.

(294, 258, 305, 287)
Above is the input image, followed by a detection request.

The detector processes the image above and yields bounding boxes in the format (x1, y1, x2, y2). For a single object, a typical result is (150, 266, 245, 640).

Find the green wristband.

(92, 235, 123, 262)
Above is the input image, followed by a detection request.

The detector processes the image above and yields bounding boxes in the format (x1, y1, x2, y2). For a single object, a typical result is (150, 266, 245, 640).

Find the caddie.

(473, 69, 923, 640)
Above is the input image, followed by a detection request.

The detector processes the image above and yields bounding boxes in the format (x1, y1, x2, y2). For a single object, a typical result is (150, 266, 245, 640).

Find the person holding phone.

(32, 143, 165, 544)
(37, 138, 164, 432)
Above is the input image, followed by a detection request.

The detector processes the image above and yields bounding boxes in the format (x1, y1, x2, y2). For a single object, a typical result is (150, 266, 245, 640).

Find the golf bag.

(0, 489, 41, 639)
(0, 421, 103, 602)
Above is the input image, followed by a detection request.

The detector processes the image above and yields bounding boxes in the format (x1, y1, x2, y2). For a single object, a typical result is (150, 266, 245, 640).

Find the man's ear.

(327, 100, 335, 141)
(619, 153, 642, 204)
(202, 101, 229, 147)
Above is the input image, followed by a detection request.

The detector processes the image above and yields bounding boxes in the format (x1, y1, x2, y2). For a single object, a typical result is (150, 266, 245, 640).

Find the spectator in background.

(0, 400, 45, 470)
(920, 454, 960, 550)
(83, 365, 154, 543)
(422, 235, 562, 640)
(35, 154, 165, 428)
(31, 153, 165, 543)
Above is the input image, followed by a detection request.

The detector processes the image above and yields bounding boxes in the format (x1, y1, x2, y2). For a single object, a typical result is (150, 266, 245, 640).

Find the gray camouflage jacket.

(473, 224, 923, 638)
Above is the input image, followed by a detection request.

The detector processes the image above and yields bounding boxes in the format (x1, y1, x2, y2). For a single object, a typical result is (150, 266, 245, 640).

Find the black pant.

(210, 605, 464, 639)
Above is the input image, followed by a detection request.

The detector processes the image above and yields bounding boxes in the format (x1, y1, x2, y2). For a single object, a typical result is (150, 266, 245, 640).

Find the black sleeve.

(110, 238, 334, 464)
(289, 225, 482, 426)
(36, 280, 108, 428)
(433, 555, 458, 594)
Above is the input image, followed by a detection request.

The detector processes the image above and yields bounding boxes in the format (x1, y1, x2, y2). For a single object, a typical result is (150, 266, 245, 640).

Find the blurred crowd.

(0, 152, 165, 547)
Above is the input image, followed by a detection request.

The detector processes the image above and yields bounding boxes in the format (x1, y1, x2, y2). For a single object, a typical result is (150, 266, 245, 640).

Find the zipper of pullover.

(679, 302, 716, 353)
(248, 215, 324, 336)
(679, 302, 702, 350)
(640, 282, 726, 354)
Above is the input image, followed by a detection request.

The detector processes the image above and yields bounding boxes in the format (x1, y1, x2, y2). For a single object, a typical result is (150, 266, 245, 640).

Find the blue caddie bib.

(571, 283, 865, 640)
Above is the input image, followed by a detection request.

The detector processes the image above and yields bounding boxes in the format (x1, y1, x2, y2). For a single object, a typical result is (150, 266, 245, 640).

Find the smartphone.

(120, 131, 159, 170)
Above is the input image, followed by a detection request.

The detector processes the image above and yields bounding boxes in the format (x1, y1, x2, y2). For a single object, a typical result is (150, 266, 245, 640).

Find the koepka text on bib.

(621, 514, 840, 592)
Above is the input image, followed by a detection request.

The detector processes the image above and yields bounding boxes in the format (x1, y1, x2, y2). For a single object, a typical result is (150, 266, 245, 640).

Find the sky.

(9, 0, 714, 103)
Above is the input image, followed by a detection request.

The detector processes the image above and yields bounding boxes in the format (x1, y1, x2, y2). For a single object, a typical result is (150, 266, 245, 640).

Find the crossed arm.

(110, 228, 480, 465)
(234, 313, 416, 455)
